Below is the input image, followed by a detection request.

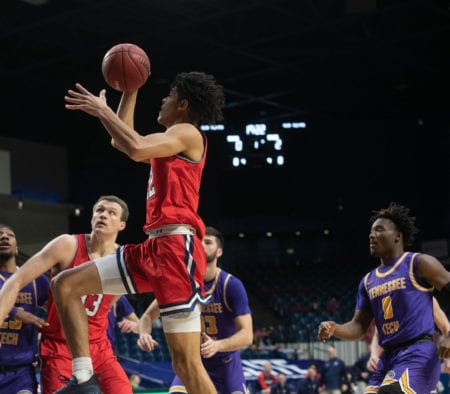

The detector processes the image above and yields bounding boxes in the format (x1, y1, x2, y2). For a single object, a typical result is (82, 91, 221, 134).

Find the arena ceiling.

(2, 0, 450, 136)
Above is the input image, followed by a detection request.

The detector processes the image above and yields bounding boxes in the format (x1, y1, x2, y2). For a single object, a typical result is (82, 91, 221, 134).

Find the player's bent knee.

(378, 383, 402, 394)
(50, 272, 67, 296)
(51, 270, 75, 297)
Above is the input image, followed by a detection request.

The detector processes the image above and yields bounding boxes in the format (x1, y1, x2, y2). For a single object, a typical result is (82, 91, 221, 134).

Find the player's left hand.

(200, 333, 220, 358)
(64, 83, 108, 118)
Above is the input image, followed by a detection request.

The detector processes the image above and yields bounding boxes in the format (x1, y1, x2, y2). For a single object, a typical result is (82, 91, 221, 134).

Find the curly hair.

(171, 71, 225, 125)
(370, 202, 419, 248)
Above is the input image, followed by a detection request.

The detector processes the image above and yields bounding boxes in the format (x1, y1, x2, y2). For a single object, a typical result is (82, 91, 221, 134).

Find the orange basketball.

(101, 43, 151, 92)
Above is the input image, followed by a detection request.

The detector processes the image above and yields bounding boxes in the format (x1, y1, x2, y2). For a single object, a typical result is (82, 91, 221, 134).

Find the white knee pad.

(161, 304, 201, 333)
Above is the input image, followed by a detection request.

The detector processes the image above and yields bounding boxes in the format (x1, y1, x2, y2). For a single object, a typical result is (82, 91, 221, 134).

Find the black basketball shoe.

(53, 374, 102, 393)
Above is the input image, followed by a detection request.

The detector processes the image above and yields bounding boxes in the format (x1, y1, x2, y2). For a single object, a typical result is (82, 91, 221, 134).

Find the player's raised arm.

(0, 234, 76, 327)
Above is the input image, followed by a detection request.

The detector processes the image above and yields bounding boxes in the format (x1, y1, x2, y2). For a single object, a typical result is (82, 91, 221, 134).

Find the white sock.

(72, 357, 93, 384)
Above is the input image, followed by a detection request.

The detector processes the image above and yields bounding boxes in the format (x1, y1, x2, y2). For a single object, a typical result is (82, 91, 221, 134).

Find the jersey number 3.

(81, 294, 104, 316)
(201, 315, 218, 335)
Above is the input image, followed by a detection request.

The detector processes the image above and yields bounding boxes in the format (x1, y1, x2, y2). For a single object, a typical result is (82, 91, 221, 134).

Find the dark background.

(1, 0, 449, 256)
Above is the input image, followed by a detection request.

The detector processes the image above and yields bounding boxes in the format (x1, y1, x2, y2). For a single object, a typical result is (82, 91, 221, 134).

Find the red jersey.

(41, 234, 115, 343)
(144, 131, 207, 238)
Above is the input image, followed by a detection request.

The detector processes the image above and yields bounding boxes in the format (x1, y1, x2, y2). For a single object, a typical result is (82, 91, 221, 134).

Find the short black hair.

(0, 224, 14, 232)
(205, 226, 224, 249)
(370, 202, 419, 248)
(171, 71, 225, 124)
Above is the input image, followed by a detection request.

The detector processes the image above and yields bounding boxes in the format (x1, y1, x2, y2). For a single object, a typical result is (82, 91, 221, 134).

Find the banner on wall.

(119, 358, 323, 387)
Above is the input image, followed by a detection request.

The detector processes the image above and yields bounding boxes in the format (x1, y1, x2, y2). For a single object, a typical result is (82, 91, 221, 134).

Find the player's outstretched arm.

(64, 84, 141, 158)
(0, 234, 76, 327)
(65, 84, 203, 162)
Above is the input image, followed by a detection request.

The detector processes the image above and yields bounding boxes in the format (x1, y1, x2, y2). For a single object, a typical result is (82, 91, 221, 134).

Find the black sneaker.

(53, 374, 102, 393)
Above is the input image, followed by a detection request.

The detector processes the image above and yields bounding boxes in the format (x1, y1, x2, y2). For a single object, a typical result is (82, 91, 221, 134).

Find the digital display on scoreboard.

(201, 121, 306, 168)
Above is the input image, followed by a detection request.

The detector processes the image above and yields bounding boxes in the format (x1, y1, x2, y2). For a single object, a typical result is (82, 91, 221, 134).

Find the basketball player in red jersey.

(0, 195, 133, 394)
(53, 72, 225, 393)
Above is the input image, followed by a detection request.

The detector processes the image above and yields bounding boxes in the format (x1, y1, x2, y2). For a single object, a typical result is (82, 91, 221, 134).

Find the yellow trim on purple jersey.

(168, 385, 188, 393)
(375, 252, 409, 278)
(409, 253, 433, 293)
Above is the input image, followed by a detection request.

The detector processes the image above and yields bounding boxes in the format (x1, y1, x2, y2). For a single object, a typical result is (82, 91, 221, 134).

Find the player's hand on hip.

(317, 321, 335, 342)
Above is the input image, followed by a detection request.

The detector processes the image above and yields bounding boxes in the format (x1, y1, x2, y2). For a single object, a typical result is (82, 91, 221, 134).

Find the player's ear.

(119, 221, 126, 231)
(177, 98, 189, 110)
(216, 248, 223, 258)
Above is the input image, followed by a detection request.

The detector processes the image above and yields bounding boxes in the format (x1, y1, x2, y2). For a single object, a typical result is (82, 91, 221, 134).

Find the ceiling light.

(19, 0, 49, 6)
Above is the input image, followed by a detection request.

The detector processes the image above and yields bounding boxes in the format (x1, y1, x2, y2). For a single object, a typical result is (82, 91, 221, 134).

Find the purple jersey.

(107, 295, 135, 350)
(356, 252, 434, 348)
(0, 270, 49, 394)
(0, 271, 49, 366)
(356, 252, 440, 391)
(201, 269, 251, 358)
(170, 269, 251, 394)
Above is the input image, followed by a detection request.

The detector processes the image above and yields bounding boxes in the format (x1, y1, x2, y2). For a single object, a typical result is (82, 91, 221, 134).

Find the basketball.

(101, 43, 151, 92)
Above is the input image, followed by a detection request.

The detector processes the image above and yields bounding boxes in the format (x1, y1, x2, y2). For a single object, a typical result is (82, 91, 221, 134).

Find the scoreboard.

(201, 121, 306, 168)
